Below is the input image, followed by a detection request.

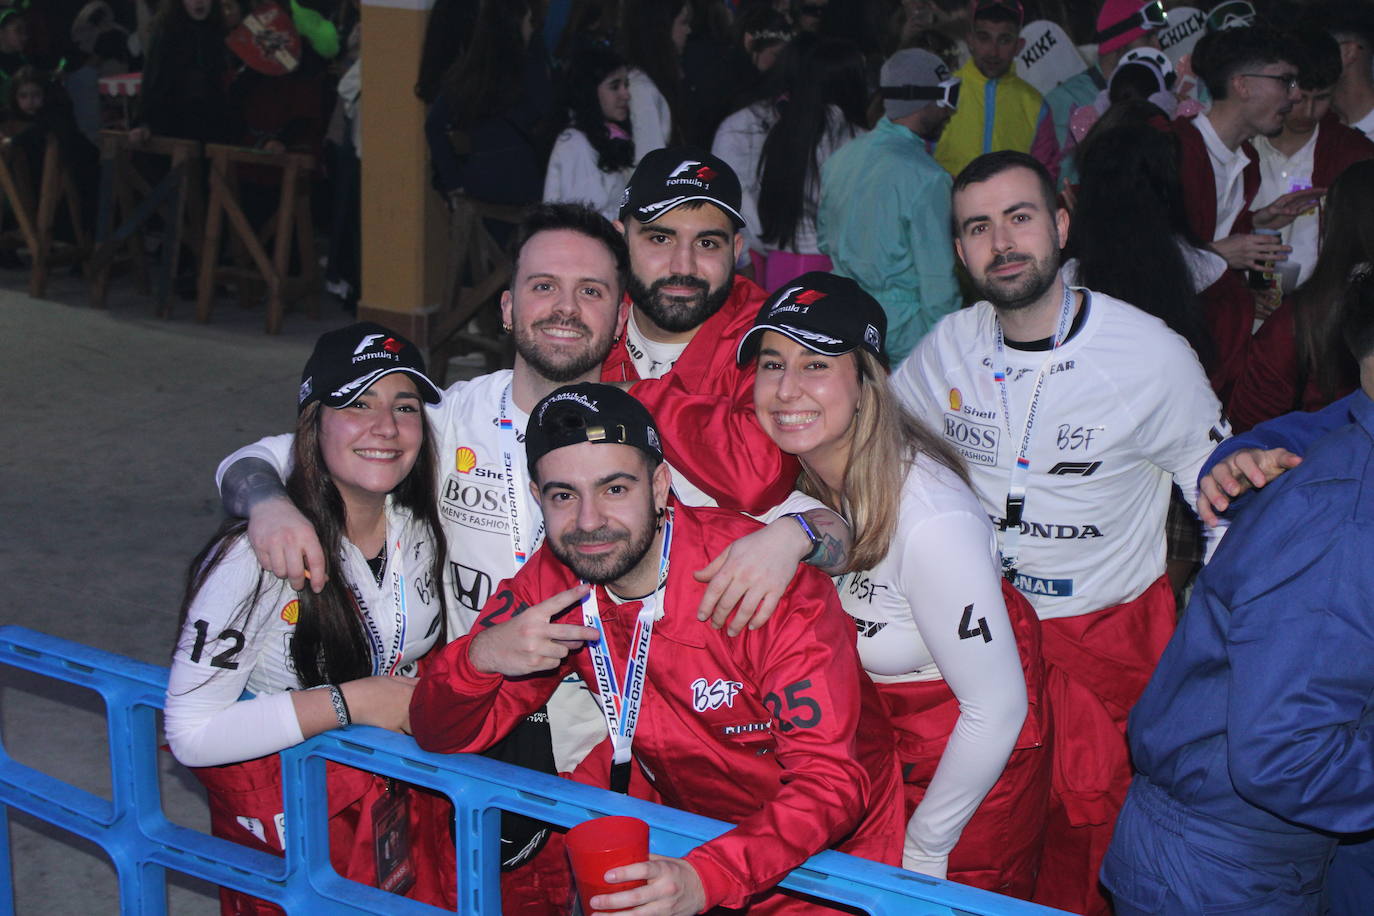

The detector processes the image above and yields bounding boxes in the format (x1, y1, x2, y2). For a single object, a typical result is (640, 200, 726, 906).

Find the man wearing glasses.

(818, 49, 963, 361)
(1175, 24, 1324, 276)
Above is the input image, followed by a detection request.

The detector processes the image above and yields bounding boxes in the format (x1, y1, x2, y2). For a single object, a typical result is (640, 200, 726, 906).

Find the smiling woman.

(741, 272, 1051, 898)
(163, 324, 457, 913)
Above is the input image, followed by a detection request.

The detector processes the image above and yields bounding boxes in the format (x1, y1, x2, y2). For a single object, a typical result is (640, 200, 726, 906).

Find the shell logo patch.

(455, 447, 477, 473)
(280, 599, 299, 625)
(949, 388, 963, 411)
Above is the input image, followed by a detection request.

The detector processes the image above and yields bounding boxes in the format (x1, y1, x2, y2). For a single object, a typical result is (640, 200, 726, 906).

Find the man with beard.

(819, 48, 963, 362)
(932, 0, 1045, 180)
(215, 203, 845, 913)
(890, 151, 1228, 915)
(601, 147, 801, 514)
(410, 384, 903, 916)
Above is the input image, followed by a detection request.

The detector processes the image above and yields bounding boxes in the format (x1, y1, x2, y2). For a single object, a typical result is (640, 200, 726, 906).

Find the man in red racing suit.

(411, 383, 902, 914)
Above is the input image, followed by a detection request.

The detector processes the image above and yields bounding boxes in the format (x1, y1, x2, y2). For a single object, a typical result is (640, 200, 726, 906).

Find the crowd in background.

(20, 0, 1374, 913)
(6, 0, 1374, 436)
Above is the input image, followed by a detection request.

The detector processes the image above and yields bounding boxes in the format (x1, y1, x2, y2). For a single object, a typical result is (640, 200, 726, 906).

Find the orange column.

(357, 0, 448, 345)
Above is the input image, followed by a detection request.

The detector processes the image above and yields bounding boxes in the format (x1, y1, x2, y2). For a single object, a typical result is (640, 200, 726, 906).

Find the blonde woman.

(739, 272, 1051, 898)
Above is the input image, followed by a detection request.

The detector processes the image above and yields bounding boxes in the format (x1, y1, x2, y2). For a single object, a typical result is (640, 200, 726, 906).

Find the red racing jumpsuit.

(411, 503, 903, 913)
(602, 274, 798, 516)
(877, 579, 1052, 900)
(192, 757, 456, 914)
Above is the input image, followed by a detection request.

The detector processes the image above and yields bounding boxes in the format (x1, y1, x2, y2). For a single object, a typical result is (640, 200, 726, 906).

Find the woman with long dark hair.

(619, 0, 691, 162)
(713, 35, 867, 290)
(1067, 119, 1216, 365)
(425, 0, 553, 208)
(130, 0, 236, 144)
(165, 324, 453, 913)
(1226, 159, 1374, 430)
(543, 44, 634, 219)
(742, 273, 1050, 897)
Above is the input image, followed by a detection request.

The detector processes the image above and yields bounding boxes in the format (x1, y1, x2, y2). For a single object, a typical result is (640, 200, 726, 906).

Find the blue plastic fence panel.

(0, 625, 1067, 915)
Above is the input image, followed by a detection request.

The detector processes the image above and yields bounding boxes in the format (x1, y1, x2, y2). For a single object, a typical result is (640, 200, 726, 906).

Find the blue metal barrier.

(0, 626, 1063, 915)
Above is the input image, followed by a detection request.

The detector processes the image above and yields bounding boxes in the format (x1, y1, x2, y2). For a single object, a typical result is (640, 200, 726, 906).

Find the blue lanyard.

(579, 510, 674, 772)
(991, 285, 1075, 579)
(498, 383, 543, 565)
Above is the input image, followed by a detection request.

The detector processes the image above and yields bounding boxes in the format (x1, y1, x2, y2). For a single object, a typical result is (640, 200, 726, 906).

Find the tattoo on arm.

(801, 508, 851, 575)
(221, 457, 289, 519)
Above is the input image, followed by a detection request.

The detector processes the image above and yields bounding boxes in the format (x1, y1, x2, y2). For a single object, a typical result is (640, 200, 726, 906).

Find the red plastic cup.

(565, 815, 649, 914)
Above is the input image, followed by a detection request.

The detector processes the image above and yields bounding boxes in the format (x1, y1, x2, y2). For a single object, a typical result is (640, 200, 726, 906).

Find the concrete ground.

(0, 268, 372, 913)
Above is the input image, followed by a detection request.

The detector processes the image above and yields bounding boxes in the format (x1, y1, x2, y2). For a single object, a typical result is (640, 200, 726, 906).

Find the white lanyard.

(498, 384, 543, 566)
(357, 528, 408, 676)
(579, 510, 674, 780)
(992, 285, 1076, 580)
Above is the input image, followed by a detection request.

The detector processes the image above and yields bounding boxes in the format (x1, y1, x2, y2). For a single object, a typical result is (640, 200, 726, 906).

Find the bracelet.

(325, 683, 351, 728)
(786, 512, 824, 565)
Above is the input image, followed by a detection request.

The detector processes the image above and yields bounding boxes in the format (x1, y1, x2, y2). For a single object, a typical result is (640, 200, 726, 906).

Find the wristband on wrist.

(324, 683, 351, 728)
(786, 512, 824, 565)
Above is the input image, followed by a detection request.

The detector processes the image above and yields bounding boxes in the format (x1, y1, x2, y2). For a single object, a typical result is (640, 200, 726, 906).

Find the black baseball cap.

(736, 272, 888, 366)
(618, 147, 747, 229)
(298, 322, 443, 414)
(525, 383, 664, 475)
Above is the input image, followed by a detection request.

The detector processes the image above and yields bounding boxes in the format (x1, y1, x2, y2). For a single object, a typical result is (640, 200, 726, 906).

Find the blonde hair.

(798, 350, 969, 573)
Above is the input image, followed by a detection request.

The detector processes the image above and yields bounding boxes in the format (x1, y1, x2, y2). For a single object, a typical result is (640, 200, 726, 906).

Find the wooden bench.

(0, 132, 89, 298)
(88, 131, 203, 314)
(427, 192, 525, 383)
(197, 143, 319, 334)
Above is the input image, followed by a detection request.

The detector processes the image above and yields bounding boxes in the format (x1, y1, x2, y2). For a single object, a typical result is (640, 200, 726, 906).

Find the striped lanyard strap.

(358, 529, 408, 676)
(498, 383, 542, 566)
(579, 509, 674, 792)
(991, 284, 1076, 580)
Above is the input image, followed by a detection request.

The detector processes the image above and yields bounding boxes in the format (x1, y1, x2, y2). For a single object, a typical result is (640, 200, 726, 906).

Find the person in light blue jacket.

(818, 48, 962, 363)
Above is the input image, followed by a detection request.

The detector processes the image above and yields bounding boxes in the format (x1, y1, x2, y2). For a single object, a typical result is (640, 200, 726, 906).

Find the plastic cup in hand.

(565, 815, 649, 914)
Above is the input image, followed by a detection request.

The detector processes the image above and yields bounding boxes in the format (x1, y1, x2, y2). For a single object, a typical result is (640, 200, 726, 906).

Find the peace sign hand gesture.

(469, 584, 599, 676)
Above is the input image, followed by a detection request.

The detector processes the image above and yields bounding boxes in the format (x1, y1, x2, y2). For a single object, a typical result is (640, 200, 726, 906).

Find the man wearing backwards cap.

(216, 204, 845, 914)
(1033, 0, 1168, 187)
(411, 382, 902, 916)
(934, 0, 1047, 179)
(818, 48, 963, 362)
(605, 146, 801, 515)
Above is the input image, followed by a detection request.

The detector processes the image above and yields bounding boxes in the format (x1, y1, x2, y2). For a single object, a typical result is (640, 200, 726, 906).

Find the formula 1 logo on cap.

(668, 159, 702, 178)
(794, 288, 826, 305)
(354, 333, 386, 355)
(382, 337, 403, 354)
(695, 165, 717, 182)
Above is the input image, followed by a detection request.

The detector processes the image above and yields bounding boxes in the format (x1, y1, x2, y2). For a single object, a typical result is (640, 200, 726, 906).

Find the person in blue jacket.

(1104, 267, 1374, 914)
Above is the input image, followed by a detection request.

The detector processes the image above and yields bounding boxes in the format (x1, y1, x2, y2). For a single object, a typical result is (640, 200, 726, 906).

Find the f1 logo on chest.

(692, 677, 744, 711)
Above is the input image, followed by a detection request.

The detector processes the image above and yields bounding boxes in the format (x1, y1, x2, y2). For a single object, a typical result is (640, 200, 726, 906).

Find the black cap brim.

(321, 367, 444, 409)
(632, 195, 747, 229)
(736, 323, 859, 365)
